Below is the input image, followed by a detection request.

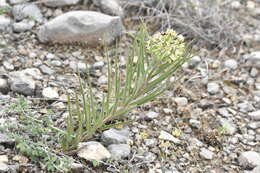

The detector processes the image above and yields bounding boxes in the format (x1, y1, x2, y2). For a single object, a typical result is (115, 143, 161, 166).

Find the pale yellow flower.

(146, 29, 186, 63)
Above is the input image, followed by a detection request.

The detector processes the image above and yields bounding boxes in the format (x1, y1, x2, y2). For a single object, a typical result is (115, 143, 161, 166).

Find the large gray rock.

(12, 3, 43, 22)
(38, 11, 124, 47)
(43, 0, 81, 7)
(93, 0, 124, 17)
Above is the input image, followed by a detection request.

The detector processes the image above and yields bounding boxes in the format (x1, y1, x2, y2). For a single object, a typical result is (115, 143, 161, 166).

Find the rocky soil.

(0, 0, 260, 173)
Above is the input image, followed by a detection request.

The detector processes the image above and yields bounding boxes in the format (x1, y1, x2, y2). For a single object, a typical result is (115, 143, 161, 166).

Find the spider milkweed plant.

(61, 23, 193, 151)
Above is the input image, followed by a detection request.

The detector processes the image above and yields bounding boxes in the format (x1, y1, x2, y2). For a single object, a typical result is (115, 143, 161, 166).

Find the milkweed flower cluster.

(146, 29, 186, 63)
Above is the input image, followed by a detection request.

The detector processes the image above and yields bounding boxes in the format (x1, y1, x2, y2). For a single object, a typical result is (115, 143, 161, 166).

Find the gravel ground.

(0, 0, 260, 173)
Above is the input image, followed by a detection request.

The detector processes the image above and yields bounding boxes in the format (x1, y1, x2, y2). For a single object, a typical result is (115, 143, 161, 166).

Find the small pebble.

(146, 111, 159, 119)
(207, 82, 219, 94)
(42, 87, 59, 99)
(189, 119, 201, 129)
(174, 97, 188, 107)
(224, 59, 238, 70)
(199, 148, 214, 160)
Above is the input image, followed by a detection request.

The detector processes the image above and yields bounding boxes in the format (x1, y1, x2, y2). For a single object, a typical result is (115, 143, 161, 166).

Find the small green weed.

(0, 9, 8, 15)
(218, 125, 229, 135)
(3, 96, 73, 172)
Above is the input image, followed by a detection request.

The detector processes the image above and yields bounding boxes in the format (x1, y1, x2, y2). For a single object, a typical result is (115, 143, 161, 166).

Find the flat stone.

(146, 111, 159, 119)
(101, 128, 129, 145)
(38, 11, 123, 47)
(107, 144, 130, 159)
(238, 151, 260, 169)
(77, 141, 111, 161)
(199, 148, 214, 160)
(159, 130, 180, 144)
